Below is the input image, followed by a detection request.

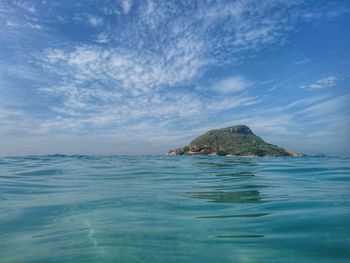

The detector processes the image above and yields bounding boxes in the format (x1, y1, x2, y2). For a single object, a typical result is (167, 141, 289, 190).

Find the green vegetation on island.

(168, 125, 303, 157)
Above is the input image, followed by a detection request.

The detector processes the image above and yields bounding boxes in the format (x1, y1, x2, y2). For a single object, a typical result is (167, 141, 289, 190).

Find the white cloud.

(38, 37, 260, 131)
(212, 76, 251, 94)
(42, 40, 205, 95)
(96, 33, 109, 43)
(121, 0, 133, 15)
(298, 93, 350, 117)
(266, 94, 330, 113)
(300, 76, 336, 90)
(6, 20, 42, 30)
(13, 0, 36, 13)
(35, 1, 345, 138)
(88, 16, 103, 27)
(5, 21, 16, 27)
(294, 58, 311, 65)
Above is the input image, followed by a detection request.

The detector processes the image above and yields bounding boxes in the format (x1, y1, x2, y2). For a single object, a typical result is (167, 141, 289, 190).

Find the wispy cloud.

(88, 16, 103, 27)
(37, 0, 334, 129)
(121, 0, 133, 15)
(298, 93, 350, 118)
(95, 33, 110, 43)
(300, 76, 336, 90)
(13, 0, 36, 13)
(294, 58, 311, 65)
(42, 42, 205, 95)
(212, 76, 252, 94)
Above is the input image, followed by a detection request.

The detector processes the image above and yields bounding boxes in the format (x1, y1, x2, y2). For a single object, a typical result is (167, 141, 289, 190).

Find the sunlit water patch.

(0, 155, 349, 262)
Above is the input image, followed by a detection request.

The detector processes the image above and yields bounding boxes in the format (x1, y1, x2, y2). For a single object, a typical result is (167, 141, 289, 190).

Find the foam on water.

(0, 155, 349, 262)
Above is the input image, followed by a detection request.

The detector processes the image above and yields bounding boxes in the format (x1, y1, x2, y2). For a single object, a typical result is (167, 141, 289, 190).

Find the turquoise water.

(0, 155, 349, 262)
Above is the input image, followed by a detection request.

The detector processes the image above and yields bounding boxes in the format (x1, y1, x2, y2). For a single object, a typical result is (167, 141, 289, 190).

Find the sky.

(0, 0, 349, 156)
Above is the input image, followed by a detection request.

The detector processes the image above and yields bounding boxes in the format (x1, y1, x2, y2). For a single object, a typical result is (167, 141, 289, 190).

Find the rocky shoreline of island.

(168, 125, 304, 157)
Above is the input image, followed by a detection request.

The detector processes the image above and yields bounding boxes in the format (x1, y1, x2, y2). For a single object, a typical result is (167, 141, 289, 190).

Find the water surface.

(0, 155, 349, 262)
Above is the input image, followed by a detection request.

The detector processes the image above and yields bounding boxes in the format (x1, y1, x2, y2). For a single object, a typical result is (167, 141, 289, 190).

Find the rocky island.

(168, 125, 303, 157)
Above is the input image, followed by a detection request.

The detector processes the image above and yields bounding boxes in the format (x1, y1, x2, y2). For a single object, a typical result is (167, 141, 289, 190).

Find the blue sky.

(0, 0, 349, 156)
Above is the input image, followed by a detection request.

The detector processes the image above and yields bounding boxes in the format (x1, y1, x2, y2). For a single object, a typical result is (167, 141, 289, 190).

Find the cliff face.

(168, 125, 303, 157)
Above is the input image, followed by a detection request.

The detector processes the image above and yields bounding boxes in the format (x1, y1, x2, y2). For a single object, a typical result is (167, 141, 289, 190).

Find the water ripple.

(0, 155, 349, 262)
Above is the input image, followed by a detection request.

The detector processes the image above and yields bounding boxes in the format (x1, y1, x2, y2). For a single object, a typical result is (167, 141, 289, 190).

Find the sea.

(0, 155, 349, 262)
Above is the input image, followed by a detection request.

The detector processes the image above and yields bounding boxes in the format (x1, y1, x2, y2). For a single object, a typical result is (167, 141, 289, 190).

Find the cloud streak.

(300, 76, 336, 90)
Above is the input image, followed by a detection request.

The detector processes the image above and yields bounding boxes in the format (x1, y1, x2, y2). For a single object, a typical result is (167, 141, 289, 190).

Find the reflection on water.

(216, 234, 264, 239)
(191, 169, 265, 203)
(197, 159, 259, 167)
(0, 155, 350, 262)
(196, 212, 270, 219)
(215, 171, 255, 177)
(192, 190, 263, 203)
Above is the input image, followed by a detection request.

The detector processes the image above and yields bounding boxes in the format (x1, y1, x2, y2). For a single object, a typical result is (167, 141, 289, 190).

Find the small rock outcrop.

(168, 124, 303, 157)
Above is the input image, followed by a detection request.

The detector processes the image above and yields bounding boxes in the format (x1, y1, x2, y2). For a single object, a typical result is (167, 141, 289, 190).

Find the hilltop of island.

(168, 125, 303, 157)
